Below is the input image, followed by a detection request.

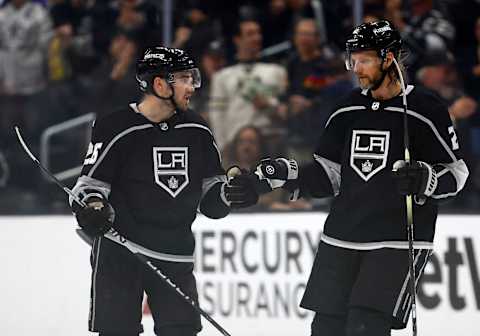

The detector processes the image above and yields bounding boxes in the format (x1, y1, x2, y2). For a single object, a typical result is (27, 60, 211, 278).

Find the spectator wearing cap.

(416, 49, 479, 209)
(189, 40, 227, 120)
(208, 18, 287, 150)
(386, 0, 455, 77)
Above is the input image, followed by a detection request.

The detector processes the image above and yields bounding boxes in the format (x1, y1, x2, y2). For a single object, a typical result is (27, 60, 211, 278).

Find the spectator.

(415, 51, 460, 104)
(109, 0, 158, 81)
(457, 16, 480, 100)
(223, 125, 312, 211)
(282, 17, 352, 154)
(386, 0, 456, 76)
(260, 0, 293, 48)
(208, 18, 287, 150)
(0, 0, 53, 140)
(417, 50, 479, 210)
(47, 0, 100, 121)
(172, 3, 222, 63)
(190, 40, 226, 120)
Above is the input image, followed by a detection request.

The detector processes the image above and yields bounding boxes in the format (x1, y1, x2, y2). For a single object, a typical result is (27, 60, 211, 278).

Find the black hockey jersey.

(73, 104, 226, 258)
(303, 85, 468, 249)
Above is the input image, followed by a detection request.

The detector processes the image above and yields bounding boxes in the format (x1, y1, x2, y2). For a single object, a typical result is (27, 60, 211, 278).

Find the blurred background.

(0, 0, 479, 215)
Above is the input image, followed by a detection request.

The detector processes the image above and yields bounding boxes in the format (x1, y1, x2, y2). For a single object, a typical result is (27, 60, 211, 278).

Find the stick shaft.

(14, 126, 232, 336)
(392, 59, 418, 336)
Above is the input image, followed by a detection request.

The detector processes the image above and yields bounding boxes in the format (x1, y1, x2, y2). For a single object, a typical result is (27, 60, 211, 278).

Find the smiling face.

(234, 21, 263, 58)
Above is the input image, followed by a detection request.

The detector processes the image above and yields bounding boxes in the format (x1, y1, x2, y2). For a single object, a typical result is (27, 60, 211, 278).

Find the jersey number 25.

(84, 142, 103, 165)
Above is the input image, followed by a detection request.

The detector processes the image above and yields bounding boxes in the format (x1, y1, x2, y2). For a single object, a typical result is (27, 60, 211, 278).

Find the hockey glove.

(72, 198, 115, 237)
(222, 166, 259, 209)
(256, 158, 298, 188)
(392, 160, 438, 201)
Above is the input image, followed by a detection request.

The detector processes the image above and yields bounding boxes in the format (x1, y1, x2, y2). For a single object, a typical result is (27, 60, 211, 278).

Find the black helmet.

(136, 47, 201, 93)
(345, 20, 402, 69)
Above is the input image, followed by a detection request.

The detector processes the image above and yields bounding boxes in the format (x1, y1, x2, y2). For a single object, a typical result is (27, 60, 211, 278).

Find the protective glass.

(345, 52, 381, 71)
(170, 68, 202, 88)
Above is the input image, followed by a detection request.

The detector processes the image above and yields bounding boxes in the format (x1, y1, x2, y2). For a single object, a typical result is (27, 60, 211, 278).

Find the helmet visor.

(170, 68, 202, 89)
(344, 51, 381, 71)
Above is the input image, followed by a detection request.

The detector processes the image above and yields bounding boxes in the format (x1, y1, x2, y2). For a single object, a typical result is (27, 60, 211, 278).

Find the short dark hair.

(233, 18, 261, 38)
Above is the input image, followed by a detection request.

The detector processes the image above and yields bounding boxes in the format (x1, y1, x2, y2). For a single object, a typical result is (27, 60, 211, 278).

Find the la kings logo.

(153, 147, 189, 197)
(350, 130, 390, 181)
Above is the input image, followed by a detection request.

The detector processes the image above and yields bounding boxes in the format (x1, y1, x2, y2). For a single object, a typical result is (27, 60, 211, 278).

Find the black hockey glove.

(392, 160, 438, 201)
(72, 198, 115, 237)
(256, 158, 298, 189)
(222, 166, 259, 209)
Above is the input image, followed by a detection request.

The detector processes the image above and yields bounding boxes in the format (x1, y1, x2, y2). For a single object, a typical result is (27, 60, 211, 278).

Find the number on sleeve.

(84, 142, 103, 165)
(448, 126, 459, 151)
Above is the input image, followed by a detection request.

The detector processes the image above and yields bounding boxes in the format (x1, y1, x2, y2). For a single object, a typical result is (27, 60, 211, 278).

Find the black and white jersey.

(72, 103, 226, 260)
(301, 85, 468, 250)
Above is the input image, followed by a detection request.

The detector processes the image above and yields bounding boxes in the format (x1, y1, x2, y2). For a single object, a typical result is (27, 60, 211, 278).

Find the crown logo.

(167, 176, 179, 189)
(361, 160, 373, 173)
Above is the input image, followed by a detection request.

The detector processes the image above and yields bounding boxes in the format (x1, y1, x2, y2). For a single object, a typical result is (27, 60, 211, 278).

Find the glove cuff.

(255, 158, 299, 190)
(220, 182, 231, 207)
(419, 161, 438, 197)
(276, 158, 299, 179)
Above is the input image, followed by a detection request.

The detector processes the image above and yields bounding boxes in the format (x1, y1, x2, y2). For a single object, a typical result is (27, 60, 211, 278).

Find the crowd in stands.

(0, 0, 479, 214)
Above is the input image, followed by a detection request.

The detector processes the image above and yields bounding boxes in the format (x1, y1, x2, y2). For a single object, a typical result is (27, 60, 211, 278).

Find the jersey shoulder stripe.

(384, 106, 457, 161)
(87, 124, 153, 177)
(325, 105, 366, 128)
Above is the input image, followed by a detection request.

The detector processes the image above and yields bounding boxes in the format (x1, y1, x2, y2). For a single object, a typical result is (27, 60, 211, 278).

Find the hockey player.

(70, 47, 257, 336)
(237, 21, 469, 335)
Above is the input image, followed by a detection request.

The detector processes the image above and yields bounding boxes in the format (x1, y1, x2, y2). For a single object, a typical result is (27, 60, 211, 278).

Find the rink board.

(1, 213, 479, 336)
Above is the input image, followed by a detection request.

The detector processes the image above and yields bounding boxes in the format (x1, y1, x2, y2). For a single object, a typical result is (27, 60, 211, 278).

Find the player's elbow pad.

(199, 182, 230, 219)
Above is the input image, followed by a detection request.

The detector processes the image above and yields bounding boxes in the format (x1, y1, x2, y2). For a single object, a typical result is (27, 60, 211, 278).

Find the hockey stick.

(14, 126, 233, 336)
(392, 59, 418, 336)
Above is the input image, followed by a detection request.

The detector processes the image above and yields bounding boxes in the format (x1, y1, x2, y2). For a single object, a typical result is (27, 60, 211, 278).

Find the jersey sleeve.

(413, 98, 469, 200)
(295, 110, 345, 198)
(69, 117, 124, 205)
(81, 118, 123, 183)
(199, 130, 229, 219)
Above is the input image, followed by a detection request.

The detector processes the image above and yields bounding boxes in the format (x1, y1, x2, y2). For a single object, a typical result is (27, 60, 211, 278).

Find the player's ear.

(153, 76, 168, 94)
(383, 52, 394, 70)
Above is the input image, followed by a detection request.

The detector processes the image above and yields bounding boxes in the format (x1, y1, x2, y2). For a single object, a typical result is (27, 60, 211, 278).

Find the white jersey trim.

(70, 175, 111, 206)
(325, 106, 366, 128)
(431, 159, 469, 199)
(175, 123, 222, 163)
(104, 232, 194, 262)
(201, 174, 227, 199)
(384, 106, 458, 161)
(313, 154, 341, 196)
(362, 84, 414, 96)
(321, 233, 433, 250)
(87, 124, 154, 177)
(393, 249, 431, 317)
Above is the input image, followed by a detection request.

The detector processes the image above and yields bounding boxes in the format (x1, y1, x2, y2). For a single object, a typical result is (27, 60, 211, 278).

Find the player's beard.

(358, 71, 384, 90)
(173, 96, 189, 112)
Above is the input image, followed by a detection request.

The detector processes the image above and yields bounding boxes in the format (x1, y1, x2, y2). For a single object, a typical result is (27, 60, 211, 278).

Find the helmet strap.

(151, 82, 181, 111)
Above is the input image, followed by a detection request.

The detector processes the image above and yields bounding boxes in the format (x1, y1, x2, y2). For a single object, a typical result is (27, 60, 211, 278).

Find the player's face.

(171, 69, 201, 111)
(350, 51, 383, 89)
